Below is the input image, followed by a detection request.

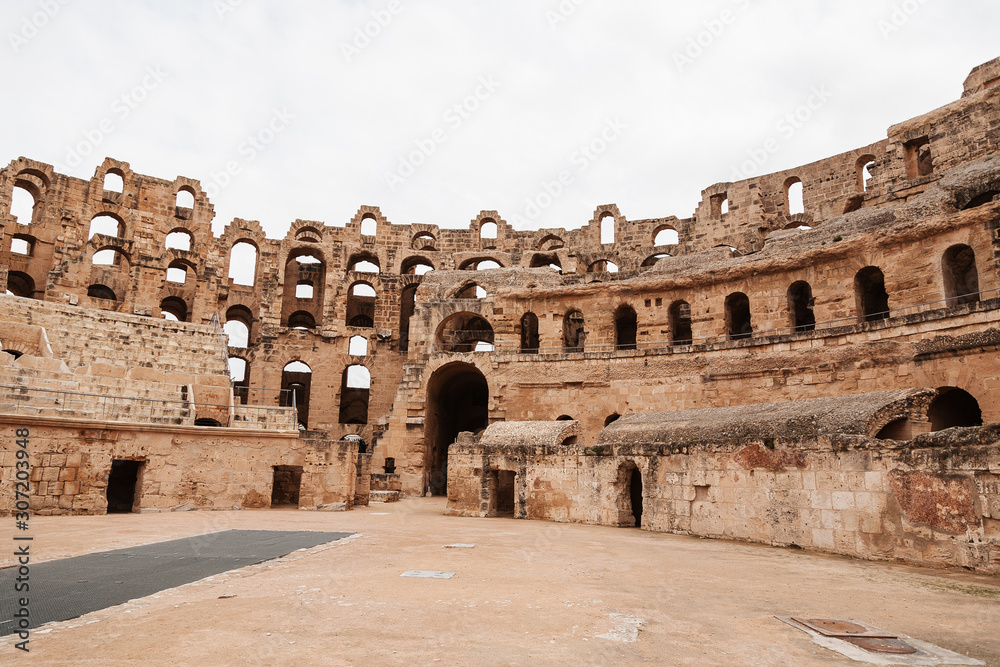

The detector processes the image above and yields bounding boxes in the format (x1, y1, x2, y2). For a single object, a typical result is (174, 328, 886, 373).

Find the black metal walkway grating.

(0, 529, 353, 636)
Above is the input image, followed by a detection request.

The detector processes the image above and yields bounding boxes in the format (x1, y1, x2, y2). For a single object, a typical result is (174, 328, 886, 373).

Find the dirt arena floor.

(2, 498, 997, 666)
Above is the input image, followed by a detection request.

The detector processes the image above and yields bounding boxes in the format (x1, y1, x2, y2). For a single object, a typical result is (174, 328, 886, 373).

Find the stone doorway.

(271, 465, 303, 506)
(424, 362, 489, 496)
(488, 470, 516, 517)
(614, 461, 643, 528)
(106, 460, 143, 513)
(629, 467, 643, 528)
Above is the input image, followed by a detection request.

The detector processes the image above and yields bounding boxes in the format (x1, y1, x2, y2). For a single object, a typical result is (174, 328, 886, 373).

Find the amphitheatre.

(1, 59, 999, 663)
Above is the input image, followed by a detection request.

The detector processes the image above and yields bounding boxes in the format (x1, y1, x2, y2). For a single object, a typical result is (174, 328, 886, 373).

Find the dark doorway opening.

(271, 465, 303, 506)
(425, 362, 489, 496)
(615, 305, 637, 350)
(106, 460, 142, 513)
(928, 388, 983, 431)
(495, 470, 516, 517)
(629, 467, 643, 528)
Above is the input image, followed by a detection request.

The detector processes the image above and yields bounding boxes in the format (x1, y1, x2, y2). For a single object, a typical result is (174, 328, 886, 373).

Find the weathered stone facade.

(2, 59, 1000, 571)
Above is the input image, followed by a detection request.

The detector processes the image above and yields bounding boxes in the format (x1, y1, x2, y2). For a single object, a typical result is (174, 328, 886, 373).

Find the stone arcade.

(2, 59, 1000, 575)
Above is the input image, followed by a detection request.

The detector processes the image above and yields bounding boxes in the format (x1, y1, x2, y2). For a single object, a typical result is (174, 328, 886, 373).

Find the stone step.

(370, 490, 401, 503)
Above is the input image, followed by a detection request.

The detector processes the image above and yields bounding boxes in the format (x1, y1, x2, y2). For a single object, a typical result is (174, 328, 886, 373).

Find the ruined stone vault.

(2, 59, 1000, 573)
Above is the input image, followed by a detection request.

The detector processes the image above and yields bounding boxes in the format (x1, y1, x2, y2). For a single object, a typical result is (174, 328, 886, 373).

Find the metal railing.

(429, 288, 1000, 355)
(0, 384, 297, 430)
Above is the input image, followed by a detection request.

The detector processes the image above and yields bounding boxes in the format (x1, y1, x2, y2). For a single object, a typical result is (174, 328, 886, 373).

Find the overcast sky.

(2, 1, 997, 238)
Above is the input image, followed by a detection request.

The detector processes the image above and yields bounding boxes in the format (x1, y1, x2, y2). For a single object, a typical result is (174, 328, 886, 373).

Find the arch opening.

(788, 281, 816, 332)
(436, 312, 495, 353)
(928, 388, 983, 432)
(669, 300, 693, 345)
(942, 244, 979, 306)
(281, 361, 312, 430)
(520, 312, 539, 354)
(229, 241, 258, 287)
(339, 365, 371, 425)
(615, 304, 637, 350)
(399, 284, 418, 352)
(725, 293, 753, 340)
(159, 296, 188, 322)
(424, 362, 489, 496)
(855, 266, 889, 322)
(563, 310, 585, 352)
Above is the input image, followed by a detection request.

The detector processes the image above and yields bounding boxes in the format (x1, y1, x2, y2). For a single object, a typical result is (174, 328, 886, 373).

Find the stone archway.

(424, 362, 489, 496)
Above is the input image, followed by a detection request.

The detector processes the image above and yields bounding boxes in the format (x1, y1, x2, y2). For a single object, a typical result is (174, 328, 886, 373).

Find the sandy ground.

(1, 498, 997, 666)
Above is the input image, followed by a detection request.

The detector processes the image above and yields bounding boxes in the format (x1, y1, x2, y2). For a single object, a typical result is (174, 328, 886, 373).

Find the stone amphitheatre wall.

(1, 58, 999, 510)
(447, 397, 1000, 574)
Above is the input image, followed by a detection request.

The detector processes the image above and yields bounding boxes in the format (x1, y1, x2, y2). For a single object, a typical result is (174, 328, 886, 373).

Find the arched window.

(399, 284, 418, 352)
(165, 230, 193, 251)
(349, 335, 368, 356)
(339, 365, 371, 424)
(224, 320, 249, 347)
(564, 310, 585, 352)
(942, 244, 979, 306)
(787, 281, 816, 332)
(229, 357, 249, 405)
(786, 177, 804, 216)
(225, 306, 253, 346)
(855, 267, 889, 322)
(281, 361, 312, 429)
(480, 220, 498, 239)
(402, 257, 434, 275)
(89, 214, 123, 239)
(10, 186, 35, 225)
(348, 253, 380, 274)
(653, 227, 679, 246)
(287, 311, 316, 330)
(928, 388, 983, 431)
(412, 232, 436, 250)
(725, 293, 752, 340)
(92, 248, 127, 267)
(520, 312, 539, 354)
(642, 253, 671, 268)
(857, 156, 876, 192)
(166, 260, 190, 284)
(175, 188, 195, 209)
(87, 284, 117, 301)
(361, 216, 377, 237)
(159, 296, 188, 322)
(476, 260, 501, 271)
(600, 214, 615, 244)
(711, 193, 729, 216)
(103, 171, 124, 193)
(347, 282, 376, 327)
(6, 272, 35, 298)
(229, 241, 258, 287)
(588, 260, 618, 273)
(614, 304, 637, 350)
(538, 235, 564, 251)
(604, 413, 621, 426)
(669, 300, 692, 345)
(435, 313, 495, 353)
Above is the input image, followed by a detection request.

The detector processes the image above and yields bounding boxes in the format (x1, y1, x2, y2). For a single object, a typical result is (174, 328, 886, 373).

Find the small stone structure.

(1, 59, 999, 572)
(448, 391, 1000, 574)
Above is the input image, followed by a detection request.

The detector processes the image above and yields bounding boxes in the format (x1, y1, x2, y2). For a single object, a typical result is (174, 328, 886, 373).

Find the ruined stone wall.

(447, 425, 1000, 574)
(1, 59, 999, 503)
(0, 416, 358, 515)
